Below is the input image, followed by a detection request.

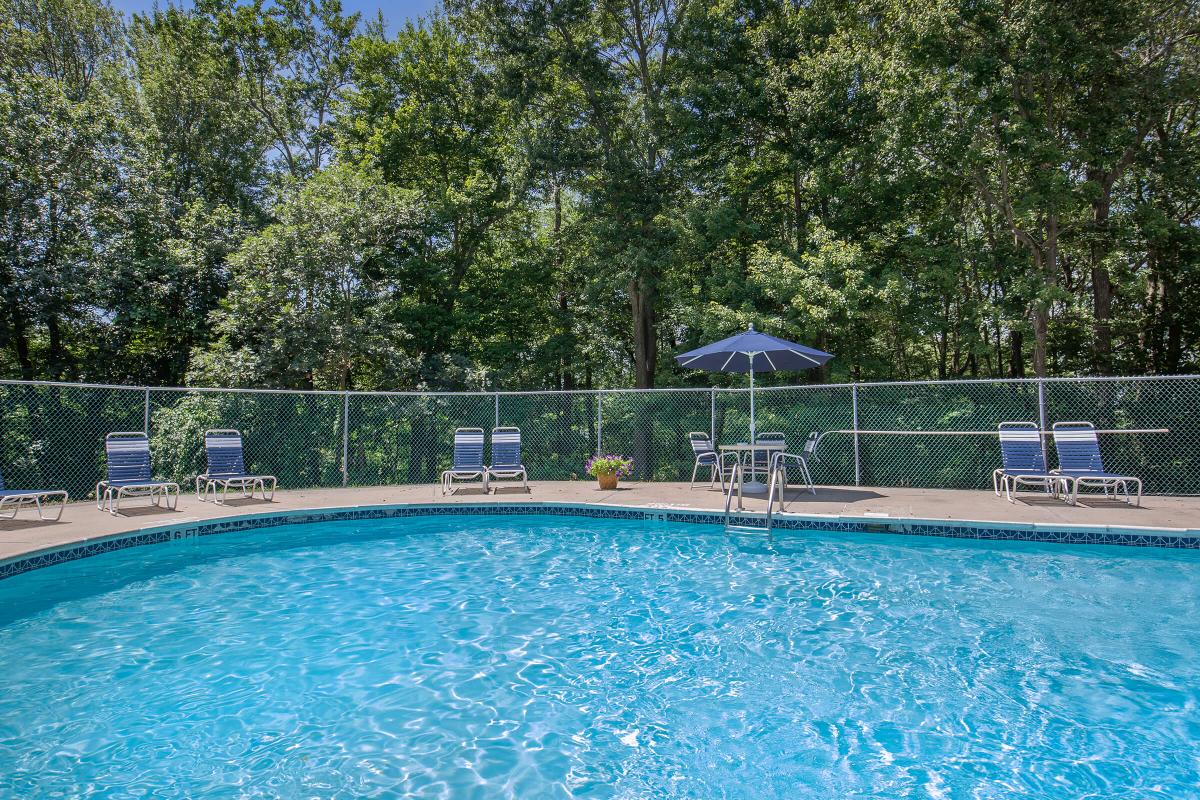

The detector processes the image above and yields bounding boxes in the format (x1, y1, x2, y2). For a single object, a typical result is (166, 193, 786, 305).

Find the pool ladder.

(722, 452, 816, 534)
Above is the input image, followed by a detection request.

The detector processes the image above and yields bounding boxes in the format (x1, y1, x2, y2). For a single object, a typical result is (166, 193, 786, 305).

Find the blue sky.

(109, 0, 442, 34)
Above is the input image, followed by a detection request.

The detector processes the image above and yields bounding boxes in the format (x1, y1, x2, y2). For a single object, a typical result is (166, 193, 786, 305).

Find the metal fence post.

(342, 391, 350, 486)
(852, 383, 861, 486)
(494, 393, 500, 429)
(1037, 378, 1049, 465)
(596, 391, 603, 455)
(710, 388, 716, 443)
(143, 387, 151, 433)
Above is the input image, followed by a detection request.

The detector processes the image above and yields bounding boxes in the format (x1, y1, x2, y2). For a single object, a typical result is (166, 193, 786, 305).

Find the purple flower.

(586, 454, 634, 478)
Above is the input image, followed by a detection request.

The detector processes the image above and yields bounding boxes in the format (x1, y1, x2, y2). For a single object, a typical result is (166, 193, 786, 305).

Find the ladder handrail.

(721, 454, 744, 532)
(765, 451, 816, 530)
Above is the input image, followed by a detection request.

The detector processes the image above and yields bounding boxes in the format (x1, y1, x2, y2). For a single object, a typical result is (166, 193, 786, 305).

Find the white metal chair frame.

(195, 429, 277, 505)
(992, 421, 1066, 503)
(767, 432, 819, 504)
(0, 490, 68, 521)
(688, 432, 737, 490)
(486, 426, 530, 493)
(749, 432, 786, 481)
(441, 428, 488, 495)
(1051, 421, 1143, 506)
(96, 432, 180, 516)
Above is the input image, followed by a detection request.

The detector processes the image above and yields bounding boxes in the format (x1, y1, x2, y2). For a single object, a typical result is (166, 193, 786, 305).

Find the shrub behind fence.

(1, 376, 1196, 498)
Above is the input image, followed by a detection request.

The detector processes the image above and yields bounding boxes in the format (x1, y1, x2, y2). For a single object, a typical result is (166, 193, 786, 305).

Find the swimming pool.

(1, 513, 1198, 798)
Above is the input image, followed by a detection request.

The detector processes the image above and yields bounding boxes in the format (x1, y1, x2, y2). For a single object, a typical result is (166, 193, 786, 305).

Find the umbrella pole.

(749, 356, 756, 442)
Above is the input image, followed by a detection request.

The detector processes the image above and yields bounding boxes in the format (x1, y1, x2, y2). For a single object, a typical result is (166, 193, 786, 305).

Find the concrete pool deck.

(1, 481, 1198, 564)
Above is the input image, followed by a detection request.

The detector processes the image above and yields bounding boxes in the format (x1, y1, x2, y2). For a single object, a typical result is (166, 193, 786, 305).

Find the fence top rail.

(1, 374, 1198, 397)
(822, 428, 1171, 436)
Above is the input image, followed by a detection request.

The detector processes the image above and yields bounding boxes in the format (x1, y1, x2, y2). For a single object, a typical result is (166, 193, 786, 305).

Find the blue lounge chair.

(441, 427, 487, 495)
(688, 432, 734, 490)
(1052, 422, 1142, 506)
(96, 432, 180, 515)
(486, 426, 529, 492)
(196, 429, 277, 504)
(993, 422, 1063, 503)
(0, 470, 67, 521)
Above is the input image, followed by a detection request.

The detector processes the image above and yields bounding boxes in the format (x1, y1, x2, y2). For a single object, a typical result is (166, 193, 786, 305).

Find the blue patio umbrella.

(674, 324, 834, 443)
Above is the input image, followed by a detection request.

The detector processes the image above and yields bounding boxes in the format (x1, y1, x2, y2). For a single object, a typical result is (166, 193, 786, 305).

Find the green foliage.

(2, 0, 1200, 390)
(189, 164, 423, 389)
(585, 453, 633, 479)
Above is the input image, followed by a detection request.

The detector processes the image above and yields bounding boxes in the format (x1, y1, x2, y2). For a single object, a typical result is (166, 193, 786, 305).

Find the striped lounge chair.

(993, 422, 1063, 503)
(486, 427, 529, 492)
(96, 432, 179, 515)
(196, 429, 277, 504)
(1052, 421, 1142, 506)
(441, 428, 487, 495)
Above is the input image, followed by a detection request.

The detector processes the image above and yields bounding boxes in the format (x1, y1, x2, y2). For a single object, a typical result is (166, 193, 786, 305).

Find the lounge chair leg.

(690, 462, 699, 489)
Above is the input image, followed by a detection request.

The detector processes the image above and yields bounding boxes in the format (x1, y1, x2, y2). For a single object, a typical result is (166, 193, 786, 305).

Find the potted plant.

(585, 454, 634, 490)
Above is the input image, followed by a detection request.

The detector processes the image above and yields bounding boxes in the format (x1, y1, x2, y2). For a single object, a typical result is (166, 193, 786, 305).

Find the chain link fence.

(1, 376, 1197, 498)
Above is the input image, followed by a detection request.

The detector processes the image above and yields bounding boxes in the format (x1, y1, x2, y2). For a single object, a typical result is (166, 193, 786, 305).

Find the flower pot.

(596, 472, 619, 490)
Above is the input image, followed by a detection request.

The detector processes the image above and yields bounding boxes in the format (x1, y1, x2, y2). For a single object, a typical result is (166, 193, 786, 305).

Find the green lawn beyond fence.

(1, 377, 1197, 499)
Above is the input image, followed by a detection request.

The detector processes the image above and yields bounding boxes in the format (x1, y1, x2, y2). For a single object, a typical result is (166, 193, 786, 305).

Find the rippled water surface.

(2, 515, 1200, 798)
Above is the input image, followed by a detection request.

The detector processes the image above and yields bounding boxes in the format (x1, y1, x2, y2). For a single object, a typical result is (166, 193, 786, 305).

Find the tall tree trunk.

(1089, 182, 1114, 374)
(630, 276, 657, 388)
(1008, 330, 1025, 378)
(1162, 263, 1182, 373)
(46, 313, 64, 379)
(553, 182, 574, 390)
(1, 280, 34, 379)
(1031, 306, 1049, 377)
(1031, 214, 1058, 378)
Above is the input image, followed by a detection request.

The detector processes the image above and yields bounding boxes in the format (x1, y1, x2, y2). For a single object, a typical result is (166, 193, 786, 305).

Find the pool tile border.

(1, 502, 1197, 581)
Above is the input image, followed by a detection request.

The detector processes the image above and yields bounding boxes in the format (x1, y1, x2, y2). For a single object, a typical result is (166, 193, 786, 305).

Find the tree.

(340, 16, 533, 385)
(0, 0, 125, 379)
(198, 0, 364, 182)
(189, 165, 424, 390)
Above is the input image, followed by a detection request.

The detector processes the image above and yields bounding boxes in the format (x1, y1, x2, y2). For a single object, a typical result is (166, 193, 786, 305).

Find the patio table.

(719, 442, 786, 506)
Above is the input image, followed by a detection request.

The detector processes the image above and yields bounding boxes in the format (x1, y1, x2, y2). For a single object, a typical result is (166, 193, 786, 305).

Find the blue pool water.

(1, 515, 1199, 798)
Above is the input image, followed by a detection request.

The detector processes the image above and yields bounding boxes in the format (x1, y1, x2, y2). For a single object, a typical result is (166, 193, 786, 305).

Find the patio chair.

(0, 470, 68, 521)
(1051, 422, 1142, 506)
(993, 422, 1063, 503)
(486, 426, 529, 492)
(688, 432, 734, 490)
(196, 429, 277, 504)
(96, 432, 180, 515)
(769, 431, 820, 495)
(441, 427, 487, 495)
(751, 431, 786, 481)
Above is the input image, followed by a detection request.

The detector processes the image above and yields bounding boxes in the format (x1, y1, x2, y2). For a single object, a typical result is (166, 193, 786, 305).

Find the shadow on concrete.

(445, 487, 489, 497)
(490, 486, 534, 495)
(0, 517, 68, 532)
(202, 497, 276, 508)
(807, 487, 886, 504)
(1076, 497, 1145, 511)
(112, 505, 182, 518)
(1012, 495, 1071, 507)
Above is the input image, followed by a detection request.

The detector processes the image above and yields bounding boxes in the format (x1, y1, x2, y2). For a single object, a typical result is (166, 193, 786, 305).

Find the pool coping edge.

(2, 500, 1198, 582)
